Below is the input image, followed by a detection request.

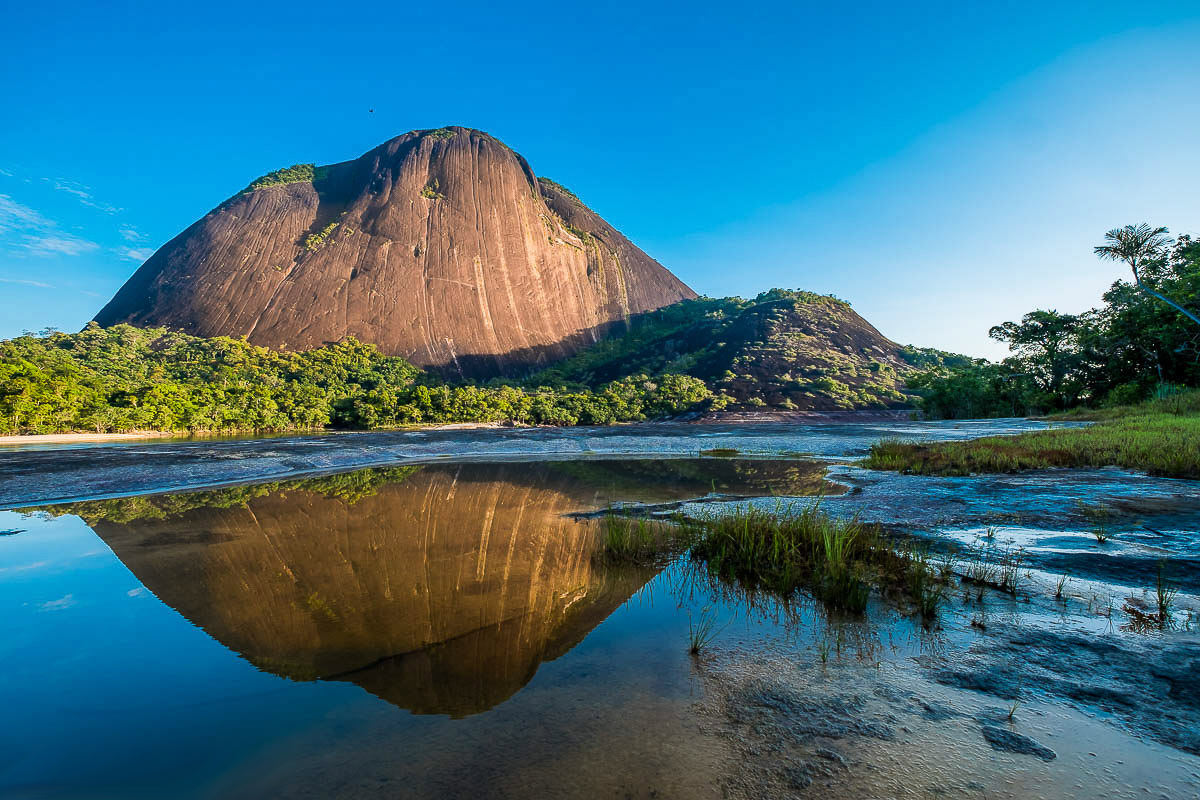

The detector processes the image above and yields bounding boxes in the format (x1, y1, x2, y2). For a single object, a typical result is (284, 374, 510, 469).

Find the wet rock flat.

(0, 418, 1064, 508)
(693, 616, 1200, 799)
(936, 622, 1200, 755)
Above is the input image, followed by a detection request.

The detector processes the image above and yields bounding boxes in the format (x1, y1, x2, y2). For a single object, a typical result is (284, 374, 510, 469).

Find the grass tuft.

(1156, 560, 1179, 623)
(593, 514, 684, 565)
(686, 504, 948, 620)
(598, 504, 959, 623)
(687, 606, 726, 655)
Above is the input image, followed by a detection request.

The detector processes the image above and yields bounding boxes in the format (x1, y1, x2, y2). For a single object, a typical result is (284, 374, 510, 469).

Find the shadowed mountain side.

(88, 463, 658, 716)
(94, 127, 695, 378)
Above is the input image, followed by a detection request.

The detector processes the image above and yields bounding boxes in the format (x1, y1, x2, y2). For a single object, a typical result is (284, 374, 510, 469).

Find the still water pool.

(2, 438, 1198, 798)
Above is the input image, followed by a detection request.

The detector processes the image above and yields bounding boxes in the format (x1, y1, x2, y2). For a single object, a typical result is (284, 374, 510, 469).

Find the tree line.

(910, 224, 1200, 418)
(0, 324, 716, 435)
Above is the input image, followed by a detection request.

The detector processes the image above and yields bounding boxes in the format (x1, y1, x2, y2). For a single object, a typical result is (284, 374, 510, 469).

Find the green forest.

(0, 323, 715, 434)
(0, 288, 904, 436)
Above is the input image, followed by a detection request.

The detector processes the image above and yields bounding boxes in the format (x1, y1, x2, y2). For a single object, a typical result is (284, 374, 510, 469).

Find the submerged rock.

(980, 725, 1056, 761)
(741, 682, 897, 742)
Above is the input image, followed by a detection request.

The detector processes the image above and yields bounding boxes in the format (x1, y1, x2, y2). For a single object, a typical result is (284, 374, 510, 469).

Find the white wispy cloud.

(40, 594, 76, 611)
(0, 277, 54, 288)
(115, 245, 154, 262)
(0, 167, 13, 177)
(0, 193, 100, 257)
(29, 235, 101, 256)
(53, 179, 122, 214)
(119, 224, 147, 242)
(53, 180, 89, 200)
(0, 194, 50, 230)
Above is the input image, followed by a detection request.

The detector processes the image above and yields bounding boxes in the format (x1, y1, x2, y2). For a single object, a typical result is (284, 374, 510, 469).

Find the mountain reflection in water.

(61, 458, 837, 717)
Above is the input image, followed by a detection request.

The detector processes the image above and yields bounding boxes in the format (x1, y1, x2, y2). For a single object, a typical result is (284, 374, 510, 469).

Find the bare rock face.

(94, 127, 696, 377)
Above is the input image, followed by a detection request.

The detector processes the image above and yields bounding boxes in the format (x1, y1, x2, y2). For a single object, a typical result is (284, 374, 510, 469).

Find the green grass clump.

(687, 606, 726, 655)
(863, 392, 1200, 478)
(903, 544, 948, 620)
(596, 504, 952, 622)
(1156, 560, 1179, 622)
(699, 448, 740, 458)
(593, 515, 684, 565)
(960, 540, 1027, 596)
(690, 505, 904, 614)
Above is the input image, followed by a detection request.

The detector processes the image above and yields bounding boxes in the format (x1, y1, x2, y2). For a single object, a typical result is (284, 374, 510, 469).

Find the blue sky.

(2, 1, 1198, 358)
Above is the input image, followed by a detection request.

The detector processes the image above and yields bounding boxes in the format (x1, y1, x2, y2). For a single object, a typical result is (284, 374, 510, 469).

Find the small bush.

(303, 222, 339, 252)
(420, 178, 444, 200)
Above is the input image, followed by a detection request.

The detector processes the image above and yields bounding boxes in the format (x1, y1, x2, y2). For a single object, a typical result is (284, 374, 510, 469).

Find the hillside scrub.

(864, 390, 1200, 478)
(0, 324, 715, 435)
(527, 290, 911, 411)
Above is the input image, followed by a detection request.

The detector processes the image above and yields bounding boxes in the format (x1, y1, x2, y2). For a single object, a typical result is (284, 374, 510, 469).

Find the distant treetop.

(537, 177, 582, 205)
(753, 288, 848, 307)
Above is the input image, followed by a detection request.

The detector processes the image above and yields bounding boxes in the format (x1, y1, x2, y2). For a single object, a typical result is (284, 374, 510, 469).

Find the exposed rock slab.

(95, 127, 695, 377)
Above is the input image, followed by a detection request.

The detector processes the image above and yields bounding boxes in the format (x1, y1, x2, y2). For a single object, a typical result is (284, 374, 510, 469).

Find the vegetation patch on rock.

(240, 163, 326, 195)
(303, 222, 339, 251)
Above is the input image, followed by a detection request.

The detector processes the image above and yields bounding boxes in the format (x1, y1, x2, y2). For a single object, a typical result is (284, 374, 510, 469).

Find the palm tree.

(1094, 224, 1200, 327)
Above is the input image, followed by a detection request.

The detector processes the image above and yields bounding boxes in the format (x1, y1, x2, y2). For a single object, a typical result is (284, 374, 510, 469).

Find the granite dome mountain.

(95, 127, 695, 378)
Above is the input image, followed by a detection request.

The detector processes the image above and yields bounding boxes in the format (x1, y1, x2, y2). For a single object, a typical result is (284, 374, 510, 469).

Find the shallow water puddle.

(2, 458, 1198, 798)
